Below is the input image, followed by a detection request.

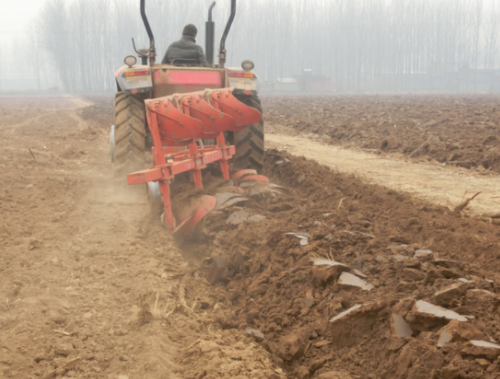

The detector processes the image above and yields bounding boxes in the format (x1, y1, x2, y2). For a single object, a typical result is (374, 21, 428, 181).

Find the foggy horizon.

(2, 0, 500, 94)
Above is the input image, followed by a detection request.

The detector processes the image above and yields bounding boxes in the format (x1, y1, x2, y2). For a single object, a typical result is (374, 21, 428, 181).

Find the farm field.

(265, 95, 500, 173)
(1, 94, 500, 379)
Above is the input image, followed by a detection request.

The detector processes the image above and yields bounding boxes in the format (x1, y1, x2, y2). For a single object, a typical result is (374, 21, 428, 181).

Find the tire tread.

(233, 95, 265, 172)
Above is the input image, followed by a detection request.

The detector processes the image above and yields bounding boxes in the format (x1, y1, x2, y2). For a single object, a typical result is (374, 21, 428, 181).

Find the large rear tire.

(113, 92, 146, 186)
(233, 95, 264, 173)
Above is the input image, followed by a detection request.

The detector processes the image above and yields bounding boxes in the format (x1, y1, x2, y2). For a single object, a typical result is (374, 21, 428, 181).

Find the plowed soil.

(266, 133, 500, 217)
(264, 95, 500, 173)
(2, 94, 500, 379)
(184, 149, 500, 378)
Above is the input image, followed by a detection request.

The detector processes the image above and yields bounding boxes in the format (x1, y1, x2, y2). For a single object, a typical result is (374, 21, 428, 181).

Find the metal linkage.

(127, 88, 262, 232)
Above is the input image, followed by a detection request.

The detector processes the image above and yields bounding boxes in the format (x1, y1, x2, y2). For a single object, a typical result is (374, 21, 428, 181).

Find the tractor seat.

(170, 58, 202, 67)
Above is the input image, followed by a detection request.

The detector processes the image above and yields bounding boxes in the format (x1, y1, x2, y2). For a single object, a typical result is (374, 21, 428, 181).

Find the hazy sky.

(1, 0, 44, 34)
(0, 0, 45, 44)
(1, 0, 496, 44)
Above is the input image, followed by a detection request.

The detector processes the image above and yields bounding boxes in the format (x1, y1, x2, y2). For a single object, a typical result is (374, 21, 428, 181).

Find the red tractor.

(110, 0, 265, 234)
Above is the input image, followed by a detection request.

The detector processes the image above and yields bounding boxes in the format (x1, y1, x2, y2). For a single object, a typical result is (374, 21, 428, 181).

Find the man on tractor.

(161, 24, 209, 66)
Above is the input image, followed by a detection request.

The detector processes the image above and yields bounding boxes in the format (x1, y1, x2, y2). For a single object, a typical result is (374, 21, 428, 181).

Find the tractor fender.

(226, 68, 261, 94)
(115, 65, 153, 95)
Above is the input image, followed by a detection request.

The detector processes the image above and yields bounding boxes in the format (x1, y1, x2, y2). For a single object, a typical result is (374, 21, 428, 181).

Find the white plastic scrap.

(414, 249, 433, 258)
(246, 327, 265, 339)
(470, 340, 500, 349)
(413, 300, 468, 322)
(286, 232, 310, 246)
(329, 304, 362, 323)
(313, 259, 349, 269)
(458, 278, 474, 284)
(338, 272, 374, 291)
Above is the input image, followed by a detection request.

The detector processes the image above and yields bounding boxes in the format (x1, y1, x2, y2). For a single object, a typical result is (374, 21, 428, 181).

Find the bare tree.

(23, 0, 500, 93)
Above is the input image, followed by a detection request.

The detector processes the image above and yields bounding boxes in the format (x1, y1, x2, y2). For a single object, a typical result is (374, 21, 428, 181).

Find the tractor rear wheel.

(113, 92, 146, 186)
(233, 95, 264, 173)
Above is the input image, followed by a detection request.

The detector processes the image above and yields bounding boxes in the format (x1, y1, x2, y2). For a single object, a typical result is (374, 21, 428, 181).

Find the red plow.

(127, 88, 267, 234)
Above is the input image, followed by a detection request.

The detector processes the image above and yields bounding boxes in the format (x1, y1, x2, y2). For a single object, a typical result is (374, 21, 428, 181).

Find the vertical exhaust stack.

(140, 0, 156, 66)
(219, 0, 236, 69)
(205, 2, 216, 66)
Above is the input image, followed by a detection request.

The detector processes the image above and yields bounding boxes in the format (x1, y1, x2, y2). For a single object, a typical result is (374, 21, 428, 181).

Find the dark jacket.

(161, 35, 208, 66)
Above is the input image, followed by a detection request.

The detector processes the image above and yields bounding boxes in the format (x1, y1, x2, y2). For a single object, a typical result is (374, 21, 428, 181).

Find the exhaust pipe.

(218, 0, 236, 69)
(140, 0, 156, 66)
(205, 2, 216, 66)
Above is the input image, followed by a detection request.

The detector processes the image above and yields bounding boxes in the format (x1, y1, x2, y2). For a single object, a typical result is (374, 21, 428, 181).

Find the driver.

(161, 24, 208, 66)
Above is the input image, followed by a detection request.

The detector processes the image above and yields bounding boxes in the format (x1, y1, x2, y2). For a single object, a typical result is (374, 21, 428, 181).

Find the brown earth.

(185, 149, 500, 378)
(1, 94, 500, 379)
(263, 95, 500, 173)
(265, 133, 500, 217)
(0, 95, 284, 379)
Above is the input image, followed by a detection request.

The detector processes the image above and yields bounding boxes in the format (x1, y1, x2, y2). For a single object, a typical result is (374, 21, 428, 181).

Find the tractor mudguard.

(226, 68, 261, 93)
(115, 65, 153, 95)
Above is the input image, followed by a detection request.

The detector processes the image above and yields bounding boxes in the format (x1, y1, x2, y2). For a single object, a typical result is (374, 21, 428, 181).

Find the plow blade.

(128, 88, 264, 235)
(144, 88, 262, 143)
(150, 100, 204, 140)
(210, 90, 262, 127)
(180, 93, 235, 136)
(173, 195, 217, 236)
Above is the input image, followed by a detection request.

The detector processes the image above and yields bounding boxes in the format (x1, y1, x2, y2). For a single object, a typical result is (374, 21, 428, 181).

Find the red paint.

(232, 169, 257, 179)
(240, 175, 269, 183)
(173, 195, 217, 235)
(167, 71, 222, 86)
(126, 88, 264, 234)
(114, 66, 126, 78)
(125, 69, 150, 77)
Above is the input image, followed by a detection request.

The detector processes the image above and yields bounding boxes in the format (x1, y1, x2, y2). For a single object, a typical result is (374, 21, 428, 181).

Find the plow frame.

(126, 88, 261, 232)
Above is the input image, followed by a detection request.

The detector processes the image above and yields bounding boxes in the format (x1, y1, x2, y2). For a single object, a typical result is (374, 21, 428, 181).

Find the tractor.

(110, 0, 266, 234)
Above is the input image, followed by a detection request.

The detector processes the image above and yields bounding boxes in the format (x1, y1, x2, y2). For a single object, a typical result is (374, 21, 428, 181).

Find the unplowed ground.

(2, 94, 500, 379)
(0, 96, 284, 379)
(266, 134, 500, 217)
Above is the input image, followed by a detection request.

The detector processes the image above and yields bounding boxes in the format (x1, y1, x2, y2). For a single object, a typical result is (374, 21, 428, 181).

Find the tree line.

(2, 0, 500, 93)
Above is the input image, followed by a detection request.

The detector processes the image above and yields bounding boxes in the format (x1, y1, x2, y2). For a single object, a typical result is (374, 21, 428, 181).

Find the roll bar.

(137, 0, 237, 68)
(140, 0, 156, 66)
(219, 0, 236, 68)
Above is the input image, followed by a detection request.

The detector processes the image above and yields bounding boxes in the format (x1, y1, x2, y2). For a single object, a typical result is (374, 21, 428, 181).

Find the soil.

(266, 134, 500, 217)
(0, 95, 284, 379)
(184, 149, 500, 378)
(263, 95, 500, 174)
(2, 94, 500, 379)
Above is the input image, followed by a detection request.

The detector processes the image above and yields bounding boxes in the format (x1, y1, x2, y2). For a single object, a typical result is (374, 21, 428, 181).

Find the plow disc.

(127, 88, 266, 235)
(173, 195, 217, 235)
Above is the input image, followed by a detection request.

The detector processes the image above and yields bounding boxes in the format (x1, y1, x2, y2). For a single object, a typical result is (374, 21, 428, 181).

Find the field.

(265, 95, 500, 172)
(1, 94, 500, 379)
